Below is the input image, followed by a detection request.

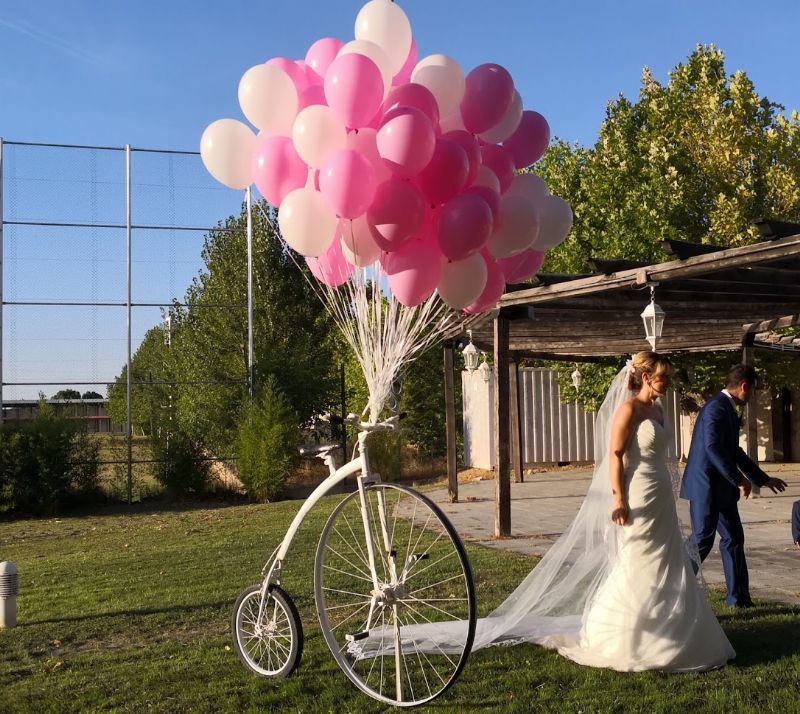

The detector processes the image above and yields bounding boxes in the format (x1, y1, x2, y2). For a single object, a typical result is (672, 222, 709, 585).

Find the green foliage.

(51, 389, 81, 400)
(81, 391, 103, 400)
(534, 45, 800, 408)
(235, 377, 300, 502)
(0, 402, 101, 515)
(150, 429, 212, 499)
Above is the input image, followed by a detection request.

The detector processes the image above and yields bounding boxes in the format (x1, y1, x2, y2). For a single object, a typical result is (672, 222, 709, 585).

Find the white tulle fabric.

(355, 363, 735, 671)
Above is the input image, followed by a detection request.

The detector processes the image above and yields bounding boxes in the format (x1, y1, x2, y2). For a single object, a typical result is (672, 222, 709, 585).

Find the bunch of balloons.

(200, 0, 573, 313)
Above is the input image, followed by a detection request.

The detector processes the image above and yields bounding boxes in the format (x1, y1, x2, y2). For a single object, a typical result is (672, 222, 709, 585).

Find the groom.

(681, 364, 788, 608)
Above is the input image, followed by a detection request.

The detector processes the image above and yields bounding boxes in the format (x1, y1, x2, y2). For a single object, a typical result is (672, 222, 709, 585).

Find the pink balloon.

(487, 193, 540, 258)
(318, 148, 377, 219)
(480, 144, 516, 193)
(465, 184, 501, 226)
(298, 83, 327, 110)
(324, 53, 384, 129)
(437, 193, 493, 260)
(252, 135, 309, 207)
(305, 38, 344, 78)
(464, 254, 506, 314)
(441, 130, 481, 187)
(376, 106, 436, 177)
(460, 64, 514, 134)
(416, 138, 469, 206)
(392, 38, 418, 86)
(497, 248, 545, 283)
(339, 216, 381, 267)
(267, 57, 313, 94)
(503, 111, 551, 169)
(306, 235, 354, 287)
(382, 239, 443, 307)
(347, 127, 392, 183)
(382, 82, 440, 128)
(367, 179, 425, 251)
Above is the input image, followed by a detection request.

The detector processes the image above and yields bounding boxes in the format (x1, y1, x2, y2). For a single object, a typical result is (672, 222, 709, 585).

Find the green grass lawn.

(1, 497, 798, 713)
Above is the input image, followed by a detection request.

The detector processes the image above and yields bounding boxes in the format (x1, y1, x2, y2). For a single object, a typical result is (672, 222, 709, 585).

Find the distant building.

(1, 399, 124, 433)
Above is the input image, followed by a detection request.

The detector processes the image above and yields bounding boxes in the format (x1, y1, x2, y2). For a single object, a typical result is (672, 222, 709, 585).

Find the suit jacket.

(680, 391, 769, 507)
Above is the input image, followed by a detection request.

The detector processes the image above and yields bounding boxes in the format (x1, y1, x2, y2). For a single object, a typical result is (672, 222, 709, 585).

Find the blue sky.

(1, 1, 799, 400)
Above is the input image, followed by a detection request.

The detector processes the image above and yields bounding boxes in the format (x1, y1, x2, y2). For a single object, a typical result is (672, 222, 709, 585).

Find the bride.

(362, 351, 735, 671)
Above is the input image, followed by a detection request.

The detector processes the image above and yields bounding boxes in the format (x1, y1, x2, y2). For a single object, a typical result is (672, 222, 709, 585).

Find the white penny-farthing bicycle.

(231, 411, 476, 707)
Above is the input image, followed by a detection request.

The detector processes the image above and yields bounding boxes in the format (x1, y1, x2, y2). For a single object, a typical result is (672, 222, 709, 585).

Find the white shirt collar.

(721, 389, 737, 407)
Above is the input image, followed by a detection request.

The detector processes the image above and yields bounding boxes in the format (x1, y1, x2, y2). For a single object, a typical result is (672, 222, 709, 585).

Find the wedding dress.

(355, 364, 735, 672)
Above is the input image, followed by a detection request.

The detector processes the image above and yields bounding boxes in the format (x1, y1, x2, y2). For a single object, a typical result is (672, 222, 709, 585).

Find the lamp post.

(640, 284, 665, 351)
(462, 329, 479, 372)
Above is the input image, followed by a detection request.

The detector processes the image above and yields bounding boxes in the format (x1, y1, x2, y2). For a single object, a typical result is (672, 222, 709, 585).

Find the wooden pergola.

(442, 221, 800, 536)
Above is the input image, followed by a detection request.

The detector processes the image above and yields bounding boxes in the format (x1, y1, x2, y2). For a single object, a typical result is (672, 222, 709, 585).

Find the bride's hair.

(628, 351, 673, 391)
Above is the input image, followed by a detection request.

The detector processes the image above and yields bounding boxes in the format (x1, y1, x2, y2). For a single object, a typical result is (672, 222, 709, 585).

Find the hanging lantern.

(640, 284, 665, 351)
(571, 364, 582, 391)
(462, 329, 479, 371)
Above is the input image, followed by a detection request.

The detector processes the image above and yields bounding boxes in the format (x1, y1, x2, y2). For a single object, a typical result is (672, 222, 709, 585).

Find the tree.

(51, 389, 81, 400)
(81, 391, 103, 400)
(534, 45, 800, 406)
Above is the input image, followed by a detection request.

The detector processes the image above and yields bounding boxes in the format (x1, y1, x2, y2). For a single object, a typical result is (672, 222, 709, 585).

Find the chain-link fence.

(1, 139, 250, 502)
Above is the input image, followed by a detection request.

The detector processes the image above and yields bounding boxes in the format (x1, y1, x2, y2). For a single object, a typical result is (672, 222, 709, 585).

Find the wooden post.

(742, 335, 760, 495)
(443, 341, 458, 503)
(509, 356, 524, 483)
(495, 315, 511, 537)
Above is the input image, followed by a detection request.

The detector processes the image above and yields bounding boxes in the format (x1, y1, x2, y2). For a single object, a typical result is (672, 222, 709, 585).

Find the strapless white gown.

(558, 417, 736, 671)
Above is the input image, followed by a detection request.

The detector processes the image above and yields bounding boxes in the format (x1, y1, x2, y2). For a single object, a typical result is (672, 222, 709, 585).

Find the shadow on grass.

(720, 603, 800, 666)
(23, 599, 232, 626)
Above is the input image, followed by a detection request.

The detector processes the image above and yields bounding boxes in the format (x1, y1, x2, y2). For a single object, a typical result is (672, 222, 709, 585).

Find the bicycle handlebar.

(322, 412, 406, 432)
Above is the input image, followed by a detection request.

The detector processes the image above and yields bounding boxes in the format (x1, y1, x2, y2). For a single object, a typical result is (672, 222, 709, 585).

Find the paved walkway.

(427, 463, 800, 605)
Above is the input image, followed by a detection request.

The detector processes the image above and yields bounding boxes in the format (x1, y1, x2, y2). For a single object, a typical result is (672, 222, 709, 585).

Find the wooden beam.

(494, 315, 511, 538)
(509, 357, 524, 483)
(743, 314, 800, 334)
(661, 238, 722, 259)
(443, 342, 458, 503)
(754, 219, 800, 239)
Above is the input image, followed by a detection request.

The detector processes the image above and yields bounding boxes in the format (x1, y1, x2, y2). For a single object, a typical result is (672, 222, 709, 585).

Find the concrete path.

(426, 463, 800, 605)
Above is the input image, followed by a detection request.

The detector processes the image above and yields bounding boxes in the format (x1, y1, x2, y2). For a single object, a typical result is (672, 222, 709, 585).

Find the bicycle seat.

(298, 443, 339, 457)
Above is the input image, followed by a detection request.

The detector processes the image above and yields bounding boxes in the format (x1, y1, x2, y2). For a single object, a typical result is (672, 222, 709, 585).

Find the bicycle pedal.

(346, 631, 370, 642)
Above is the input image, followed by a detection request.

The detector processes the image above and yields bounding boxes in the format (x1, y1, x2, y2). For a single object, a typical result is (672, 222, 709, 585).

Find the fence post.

(443, 341, 458, 503)
(125, 144, 133, 505)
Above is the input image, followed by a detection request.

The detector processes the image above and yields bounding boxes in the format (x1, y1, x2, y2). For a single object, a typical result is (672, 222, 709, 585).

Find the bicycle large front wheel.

(315, 483, 476, 707)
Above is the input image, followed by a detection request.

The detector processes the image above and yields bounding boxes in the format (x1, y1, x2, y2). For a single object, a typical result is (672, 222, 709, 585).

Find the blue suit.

(681, 391, 769, 606)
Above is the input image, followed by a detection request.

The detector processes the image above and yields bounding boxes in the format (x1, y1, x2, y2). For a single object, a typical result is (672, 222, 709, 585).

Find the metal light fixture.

(478, 357, 491, 383)
(462, 329, 479, 372)
(640, 284, 665, 351)
(571, 364, 582, 391)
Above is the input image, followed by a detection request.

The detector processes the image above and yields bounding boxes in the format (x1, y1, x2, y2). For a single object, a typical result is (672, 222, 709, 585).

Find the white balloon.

(199, 119, 256, 190)
(411, 54, 465, 118)
(471, 165, 501, 194)
(238, 64, 298, 135)
(347, 127, 392, 184)
(292, 104, 348, 168)
(437, 253, 488, 310)
(338, 39, 393, 97)
(532, 195, 573, 250)
(354, 0, 412, 76)
(480, 90, 523, 144)
(487, 194, 540, 259)
(506, 173, 549, 204)
(339, 215, 381, 267)
(278, 187, 338, 257)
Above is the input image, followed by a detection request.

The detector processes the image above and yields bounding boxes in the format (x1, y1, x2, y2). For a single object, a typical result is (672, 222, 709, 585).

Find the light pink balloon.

(503, 110, 551, 169)
(319, 148, 377, 218)
(376, 106, 436, 177)
(464, 254, 506, 314)
(416, 138, 469, 206)
(392, 37, 418, 86)
(298, 83, 327, 110)
(306, 235, 354, 287)
(437, 193, 493, 260)
(487, 193, 540, 258)
(480, 144, 516, 193)
(367, 179, 425, 251)
(267, 57, 313, 94)
(460, 63, 514, 134)
(533, 195, 573, 250)
(347, 128, 392, 183)
(382, 82, 440, 128)
(465, 184, 501, 226)
(441, 130, 481, 186)
(497, 248, 545, 283)
(251, 134, 309, 207)
(382, 239, 443, 307)
(324, 53, 384, 129)
(437, 253, 488, 310)
(339, 215, 381, 266)
(305, 38, 344, 78)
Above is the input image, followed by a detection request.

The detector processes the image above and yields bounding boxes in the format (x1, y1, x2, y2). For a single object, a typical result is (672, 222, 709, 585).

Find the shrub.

(0, 401, 101, 515)
(151, 429, 211, 499)
(236, 377, 299, 502)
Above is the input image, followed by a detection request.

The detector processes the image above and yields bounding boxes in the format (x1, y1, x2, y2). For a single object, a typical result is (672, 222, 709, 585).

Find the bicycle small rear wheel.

(231, 583, 303, 678)
(315, 483, 476, 707)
